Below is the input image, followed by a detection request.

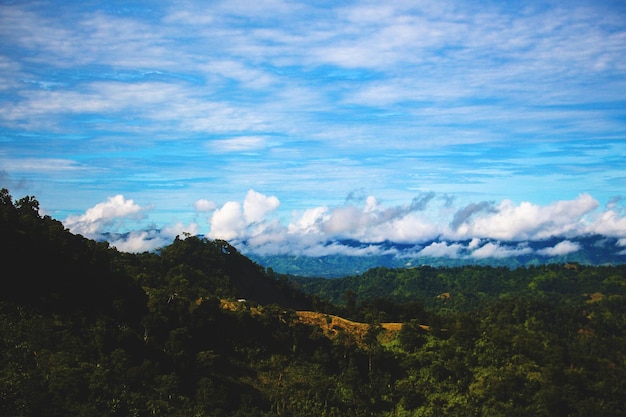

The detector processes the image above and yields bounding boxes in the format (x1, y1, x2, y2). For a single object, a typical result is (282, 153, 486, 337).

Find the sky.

(1, 0, 626, 259)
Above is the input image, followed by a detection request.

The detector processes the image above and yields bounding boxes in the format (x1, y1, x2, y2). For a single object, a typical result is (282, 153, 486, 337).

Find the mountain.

(0, 188, 311, 314)
(248, 235, 626, 278)
(145, 235, 312, 310)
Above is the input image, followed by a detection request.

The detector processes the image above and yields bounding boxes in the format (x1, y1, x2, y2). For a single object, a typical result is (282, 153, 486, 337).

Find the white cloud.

(288, 206, 329, 235)
(204, 191, 625, 257)
(204, 190, 440, 252)
(209, 136, 269, 153)
(296, 242, 391, 258)
(61, 191, 626, 259)
(446, 194, 599, 241)
(194, 199, 217, 212)
(64, 195, 144, 236)
(418, 241, 463, 258)
(468, 237, 482, 250)
(587, 208, 626, 238)
(161, 222, 200, 239)
(365, 215, 440, 244)
(201, 60, 277, 89)
(286, 192, 440, 243)
(208, 201, 246, 240)
(108, 230, 172, 253)
(208, 189, 280, 240)
(107, 222, 199, 252)
(471, 242, 532, 259)
(537, 240, 581, 257)
(63, 196, 200, 252)
(0, 157, 87, 174)
(243, 189, 280, 223)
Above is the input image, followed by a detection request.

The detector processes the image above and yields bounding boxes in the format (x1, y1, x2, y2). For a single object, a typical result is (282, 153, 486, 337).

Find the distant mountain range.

(247, 235, 626, 278)
(98, 230, 626, 278)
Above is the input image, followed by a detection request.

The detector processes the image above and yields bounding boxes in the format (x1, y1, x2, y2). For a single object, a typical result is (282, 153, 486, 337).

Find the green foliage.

(0, 188, 146, 319)
(291, 264, 626, 314)
(1, 188, 626, 416)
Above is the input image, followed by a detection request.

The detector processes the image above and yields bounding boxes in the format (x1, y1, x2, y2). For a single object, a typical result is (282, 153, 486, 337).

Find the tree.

(398, 319, 429, 352)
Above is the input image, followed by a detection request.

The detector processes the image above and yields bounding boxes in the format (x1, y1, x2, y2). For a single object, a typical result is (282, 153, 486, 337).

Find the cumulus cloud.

(194, 199, 217, 212)
(289, 192, 439, 243)
(243, 189, 280, 223)
(446, 194, 599, 241)
(288, 206, 329, 235)
(208, 189, 280, 240)
(64, 195, 145, 236)
(63, 196, 199, 252)
(537, 240, 581, 257)
(208, 201, 247, 240)
(201, 191, 626, 258)
(363, 214, 439, 244)
(587, 207, 626, 237)
(64, 191, 626, 259)
(204, 190, 441, 255)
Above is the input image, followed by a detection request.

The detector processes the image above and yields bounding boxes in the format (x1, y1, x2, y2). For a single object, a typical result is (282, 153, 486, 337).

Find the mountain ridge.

(248, 235, 626, 278)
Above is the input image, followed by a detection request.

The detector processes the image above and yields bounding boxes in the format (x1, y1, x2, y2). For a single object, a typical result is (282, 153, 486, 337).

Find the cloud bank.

(64, 195, 199, 253)
(62, 190, 626, 260)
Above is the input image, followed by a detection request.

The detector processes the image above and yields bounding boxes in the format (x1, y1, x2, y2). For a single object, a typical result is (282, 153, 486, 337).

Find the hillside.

(0, 188, 309, 314)
(295, 311, 407, 347)
(0, 189, 147, 318)
(289, 263, 626, 313)
(138, 235, 312, 310)
(220, 301, 409, 348)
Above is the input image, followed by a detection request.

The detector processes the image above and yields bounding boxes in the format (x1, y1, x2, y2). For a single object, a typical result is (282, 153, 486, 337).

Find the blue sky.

(2, 0, 626, 258)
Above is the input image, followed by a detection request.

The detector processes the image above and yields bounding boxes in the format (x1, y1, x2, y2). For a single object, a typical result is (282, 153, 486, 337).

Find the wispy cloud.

(537, 240, 581, 257)
(418, 241, 464, 259)
(209, 136, 270, 153)
(1, 0, 625, 257)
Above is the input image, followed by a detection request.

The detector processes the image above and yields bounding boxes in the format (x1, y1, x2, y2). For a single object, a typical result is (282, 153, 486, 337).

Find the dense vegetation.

(1, 188, 626, 416)
(289, 263, 626, 314)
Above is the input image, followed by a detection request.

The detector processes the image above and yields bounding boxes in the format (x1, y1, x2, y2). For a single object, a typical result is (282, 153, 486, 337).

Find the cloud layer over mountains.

(62, 190, 626, 260)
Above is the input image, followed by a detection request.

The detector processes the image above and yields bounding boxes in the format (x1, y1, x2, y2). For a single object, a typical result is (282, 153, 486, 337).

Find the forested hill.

(0, 188, 310, 313)
(2, 188, 626, 416)
(0, 189, 147, 318)
(290, 263, 626, 313)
